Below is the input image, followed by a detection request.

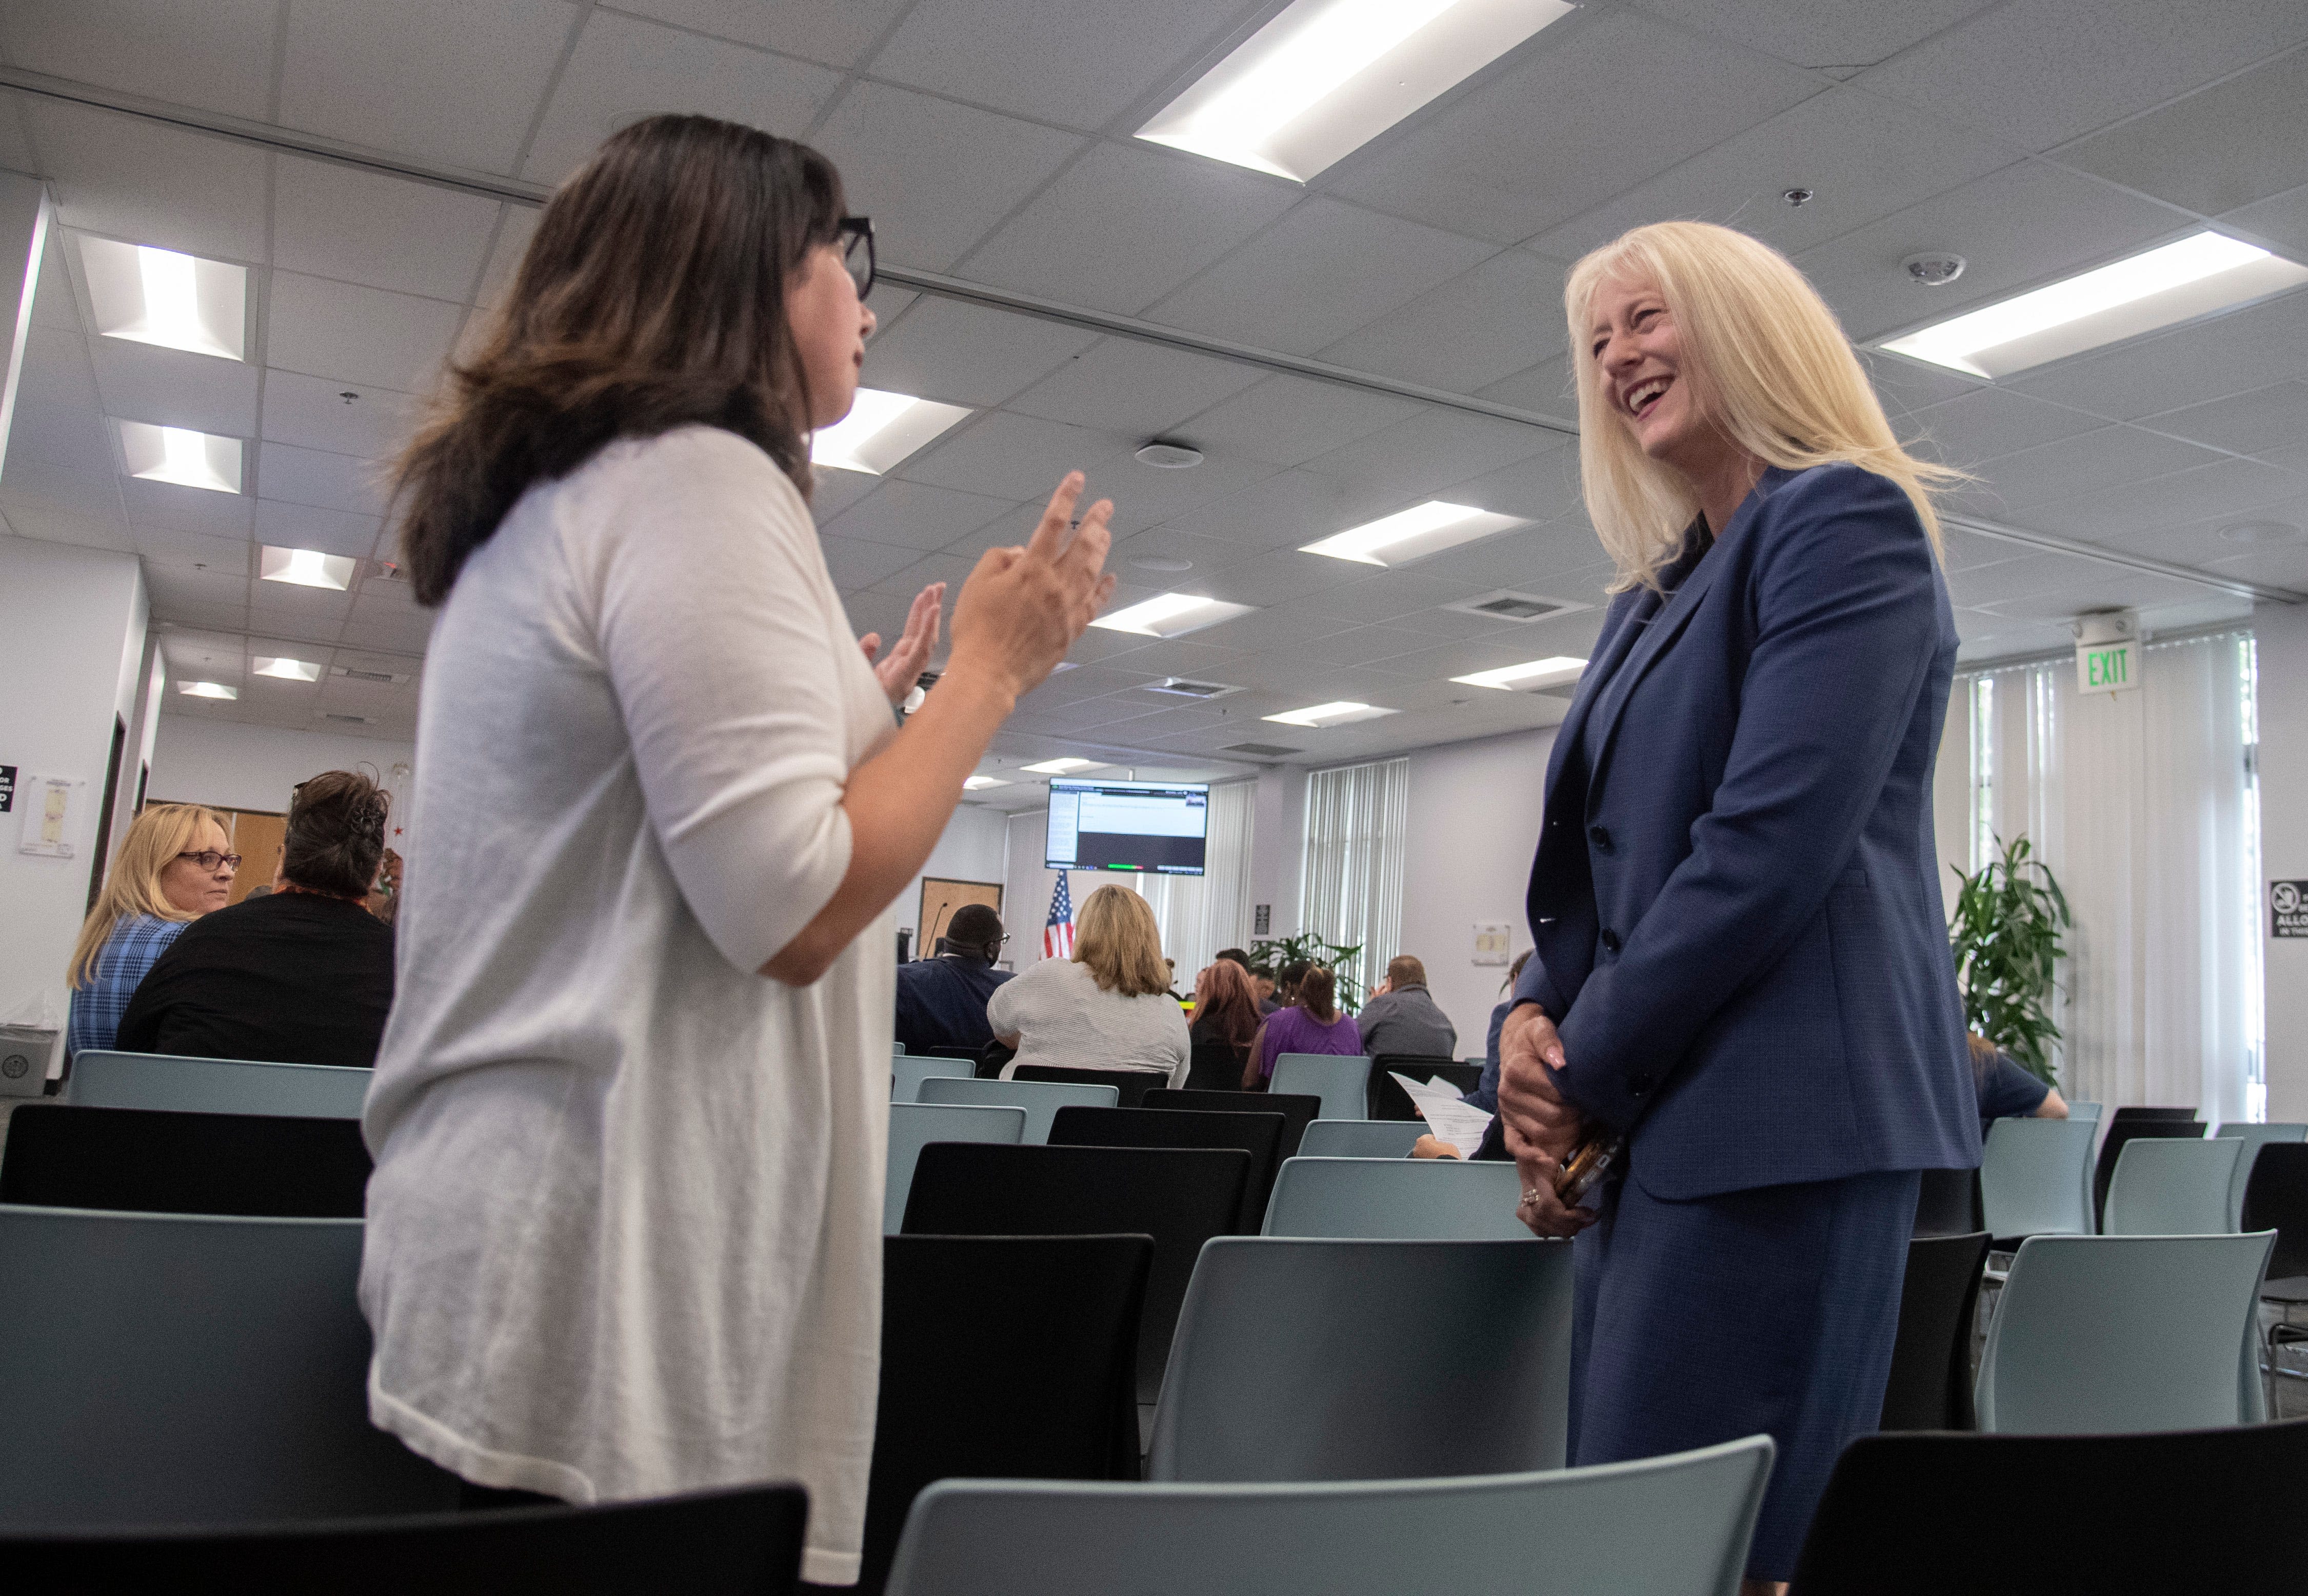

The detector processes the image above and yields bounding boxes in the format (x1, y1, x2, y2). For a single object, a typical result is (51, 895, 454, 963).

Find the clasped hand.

(1497, 1004, 1595, 1238)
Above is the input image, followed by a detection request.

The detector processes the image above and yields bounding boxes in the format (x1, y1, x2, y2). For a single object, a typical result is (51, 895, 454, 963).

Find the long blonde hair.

(1564, 221, 1963, 592)
(1072, 884, 1172, 998)
(68, 803, 228, 987)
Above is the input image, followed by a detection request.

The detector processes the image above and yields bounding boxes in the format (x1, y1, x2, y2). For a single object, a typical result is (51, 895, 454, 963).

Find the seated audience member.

(1253, 965, 1280, 1014)
(1244, 964, 1360, 1090)
(1272, 960, 1308, 1011)
(1969, 1031, 2067, 1127)
(116, 771, 396, 1068)
(366, 846, 404, 924)
(64, 803, 236, 1060)
(1355, 954, 1459, 1060)
(1416, 950, 1530, 1159)
(989, 884, 1190, 1087)
(1189, 957, 1262, 1069)
(893, 903, 1013, 1055)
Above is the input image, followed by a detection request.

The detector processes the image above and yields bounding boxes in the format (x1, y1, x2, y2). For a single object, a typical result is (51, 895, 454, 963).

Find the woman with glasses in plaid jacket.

(64, 802, 237, 1061)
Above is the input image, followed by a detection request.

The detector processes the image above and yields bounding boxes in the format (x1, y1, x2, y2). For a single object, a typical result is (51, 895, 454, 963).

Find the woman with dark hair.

(116, 771, 396, 1067)
(1243, 964, 1360, 1090)
(1188, 957, 1261, 1064)
(357, 116, 1111, 1579)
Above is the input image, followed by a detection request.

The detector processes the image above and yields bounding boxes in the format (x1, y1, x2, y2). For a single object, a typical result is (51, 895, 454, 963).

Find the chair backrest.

(892, 1054, 974, 1103)
(1184, 1041, 1246, 1093)
(1364, 1057, 1480, 1120)
(2108, 1104, 2199, 1121)
(2093, 1117, 2206, 1227)
(900, 1142, 1250, 1408)
(2214, 1123, 2308, 1230)
(886, 1435, 1775, 1596)
(921, 1045, 983, 1061)
(1048, 1106, 1284, 1234)
(1792, 1421, 2308, 1595)
(1145, 1089, 1321, 1162)
(1264, 1156, 1530, 1240)
(1878, 1231, 1991, 1431)
(861, 1234, 1150, 1594)
(1299, 1119, 1425, 1160)
(1978, 1117, 2096, 1243)
(884, 1103, 1025, 1235)
(1910, 1165, 1982, 1236)
(0, 1205, 459, 1525)
(1269, 1054, 1371, 1120)
(0, 1104, 370, 1217)
(2103, 1137, 2241, 1235)
(917, 1076, 1118, 1143)
(1014, 1063, 1164, 1108)
(2065, 1100, 2103, 1123)
(2242, 1143, 2308, 1279)
(2, 1484, 809, 1593)
(1148, 1238, 1574, 1483)
(65, 1050, 371, 1119)
(1976, 1232, 2274, 1433)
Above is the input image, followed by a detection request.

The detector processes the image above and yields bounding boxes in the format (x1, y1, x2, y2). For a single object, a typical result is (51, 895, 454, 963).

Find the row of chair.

(890, 1049, 1478, 1124)
(1966, 1113, 2308, 1244)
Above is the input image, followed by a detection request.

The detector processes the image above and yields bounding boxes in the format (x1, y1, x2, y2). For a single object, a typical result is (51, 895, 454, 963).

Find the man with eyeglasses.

(892, 902, 1012, 1058)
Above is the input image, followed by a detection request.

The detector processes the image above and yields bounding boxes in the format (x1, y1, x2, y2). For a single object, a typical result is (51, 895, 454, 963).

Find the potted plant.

(1247, 931, 1369, 1013)
(1947, 834, 2071, 1086)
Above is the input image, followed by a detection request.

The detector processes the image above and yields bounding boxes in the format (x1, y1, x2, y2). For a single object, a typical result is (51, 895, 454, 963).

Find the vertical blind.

(1140, 779, 1256, 983)
(1299, 757, 1409, 1006)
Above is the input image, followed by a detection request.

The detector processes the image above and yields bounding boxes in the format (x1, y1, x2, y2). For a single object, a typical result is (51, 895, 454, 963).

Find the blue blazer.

(1504, 464, 1979, 1201)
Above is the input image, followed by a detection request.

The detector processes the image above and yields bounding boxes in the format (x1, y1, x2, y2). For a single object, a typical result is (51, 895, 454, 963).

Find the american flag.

(1044, 875, 1076, 960)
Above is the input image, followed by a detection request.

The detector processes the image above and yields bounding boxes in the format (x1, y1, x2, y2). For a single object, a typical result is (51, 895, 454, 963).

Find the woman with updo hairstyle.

(65, 802, 235, 1060)
(116, 770, 396, 1069)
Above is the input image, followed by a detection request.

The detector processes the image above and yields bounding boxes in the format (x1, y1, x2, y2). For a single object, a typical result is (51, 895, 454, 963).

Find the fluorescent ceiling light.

(810, 387, 972, 475)
(1452, 654, 1587, 691)
(1139, 0, 1573, 182)
(1022, 757, 1107, 775)
(260, 546, 357, 591)
(1089, 592, 1256, 638)
(1879, 232, 2308, 379)
(79, 237, 247, 361)
(117, 420, 243, 493)
(252, 655, 322, 682)
(1263, 700, 1398, 728)
(178, 681, 237, 700)
(963, 775, 1010, 790)
(1301, 502, 1526, 567)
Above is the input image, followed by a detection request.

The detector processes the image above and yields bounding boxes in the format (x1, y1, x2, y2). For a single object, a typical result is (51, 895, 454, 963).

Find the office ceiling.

(0, 0, 2303, 805)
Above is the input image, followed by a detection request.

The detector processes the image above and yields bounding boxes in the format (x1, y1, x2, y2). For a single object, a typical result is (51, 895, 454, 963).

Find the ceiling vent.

(1146, 677, 1238, 700)
(1223, 741, 1301, 757)
(330, 665, 412, 686)
(369, 558, 407, 582)
(1442, 590, 1590, 624)
(319, 711, 371, 725)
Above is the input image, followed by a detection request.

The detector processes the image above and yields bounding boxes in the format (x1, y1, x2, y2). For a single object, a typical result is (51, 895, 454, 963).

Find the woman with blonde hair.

(1488, 221, 1977, 1591)
(65, 803, 236, 1060)
(990, 883, 1189, 1087)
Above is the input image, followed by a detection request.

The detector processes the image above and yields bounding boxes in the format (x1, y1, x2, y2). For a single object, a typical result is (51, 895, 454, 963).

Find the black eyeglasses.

(176, 850, 243, 871)
(839, 216, 876, 300)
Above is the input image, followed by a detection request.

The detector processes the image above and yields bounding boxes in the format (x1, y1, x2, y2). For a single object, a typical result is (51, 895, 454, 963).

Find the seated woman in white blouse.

(990, 884, 1190, 1088)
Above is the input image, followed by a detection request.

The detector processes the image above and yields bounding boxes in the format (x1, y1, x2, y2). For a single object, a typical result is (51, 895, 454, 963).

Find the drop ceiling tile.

(612, 0, 912, 69)
(2139, 381, 2308, 457)
(1938, 526, 2041, 574)
(1439, 443, 1587, 526)
(2061, 48, 2308, 218)
(256, 442, 390, 517)
(254, 498, 384, 560)
(1147, 198, 1496, 357)
(1859, 350, 1986, 418)
(266, 274, 463, 393)
(864, 550, 986, 600)
(2207, 542, 2308, 589)
(808, 467, 879, 521)
(1176, 376, 1420, 471)
(1478, 354, 1578, 423)
(272, 157, 503, 302)
(2006, 285, 2308, 418)
(88, 339, 261, 438)
(1094, 450, 1279, 537)
(150, 597, 251, 632)
(0, 466, 131, 543)
(7, 321, 119, 477)
(144, 566, 253, 610)
(891, 410, 1128, 501)
(1161, 468, 1372, 557)
(1195, 548, 1363, 609)
(1300, 409, 1555, 511)
(821, 479, 1021, 554)
(473, 205, 540, 312)
(1908, 388, 2116, 472)
(29, 101, 269, 262)
(820, 535, 929, 590)
(120, 477, 255, 539)
(281, 0, 576, 175)
(863, 296, 1098, 408)
(2017, 457, 2308, 543)
(2094, 491, 2308, 567)
(1410, 524, 1615, 591)
(0, 0, 277, 118)
(521, 10, 844, 183)
(1318, 250, 1571, 397)
(1627, 0, 2000, 70)
(1944, 552, 2103, 607)
(2221, 184, 2308, 261)
(1007, 338, 1263, 440)
(251, 585, 355, 624)
(1975, 570, 2212, 621)
(1110, 528, 1258, 580)
(132, 526, 254, 573)
(260, 371, 420, 459)
(1956, 425, 2223, 514)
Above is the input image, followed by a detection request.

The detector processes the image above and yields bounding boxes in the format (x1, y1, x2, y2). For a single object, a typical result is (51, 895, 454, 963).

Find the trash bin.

(0, 1026, 56, 1098)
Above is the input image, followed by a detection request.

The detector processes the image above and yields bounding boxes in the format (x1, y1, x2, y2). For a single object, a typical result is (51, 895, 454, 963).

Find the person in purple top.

(1243, 964, 1360, 1090)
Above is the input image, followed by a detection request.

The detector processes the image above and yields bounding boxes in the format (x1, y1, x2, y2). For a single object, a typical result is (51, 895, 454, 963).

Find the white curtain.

(1956, 631, 2262, 1121)
(1141, 780, 1256, 984)
(1298, 757, 1410, 1006)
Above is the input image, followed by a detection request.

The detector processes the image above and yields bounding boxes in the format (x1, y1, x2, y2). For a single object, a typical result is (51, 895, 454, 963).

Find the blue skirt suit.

(1484, 464, 1979, 1579)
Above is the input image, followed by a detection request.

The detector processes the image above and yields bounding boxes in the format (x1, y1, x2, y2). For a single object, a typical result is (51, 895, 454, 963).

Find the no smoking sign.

(2275, 881, 2308, 939)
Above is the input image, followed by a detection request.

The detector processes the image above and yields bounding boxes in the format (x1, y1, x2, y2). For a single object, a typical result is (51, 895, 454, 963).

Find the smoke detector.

(1135, 440, 1204, 469)
(1782, 187, 1814, 207)
(1903, 252, 1967, 287)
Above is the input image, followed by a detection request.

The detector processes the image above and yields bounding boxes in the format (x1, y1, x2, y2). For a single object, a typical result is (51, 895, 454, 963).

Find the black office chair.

(859, 1235, 1150, 1594)
(1790, 1421, 2308, 1593)
(1014, 1064, 1164, 1108)
(921, 1045, 982, 1061)
(2244, 1143, 2308, 1413)
(0, 1103, 371, 1217)
(1365, 1056, 1481, 1120)
(1183, 1041, 1248, 1093)
(1146, 1088, 1323, 1163)
(1878, 1231, 1991, 1431)
(1911, 1165, 1983, 1236)
(2093, 1114, 2204, 1227)
(1048, 1105, 1286, 1233)
(2, 1484, 809, 1594)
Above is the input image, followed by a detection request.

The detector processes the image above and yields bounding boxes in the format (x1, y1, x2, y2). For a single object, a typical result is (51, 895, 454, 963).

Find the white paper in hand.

(1390, 1071, 1493, 1157)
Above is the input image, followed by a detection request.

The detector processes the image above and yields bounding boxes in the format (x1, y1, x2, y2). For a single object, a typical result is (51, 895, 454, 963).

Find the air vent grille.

(1146, 677, 1237, 699)
(1442, 589, 1591, 624)
(321, 712, 370, 724)
(329, 665, 413, 686)
(1223, 742, 1301, 757)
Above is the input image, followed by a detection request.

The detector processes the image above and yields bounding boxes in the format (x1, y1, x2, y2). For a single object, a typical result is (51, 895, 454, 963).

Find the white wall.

(2255, 602, 2308, 1120)
(1001, 806, 1133, 973)
(148, 716, 416, 836)
(898, 803, 1008, 950)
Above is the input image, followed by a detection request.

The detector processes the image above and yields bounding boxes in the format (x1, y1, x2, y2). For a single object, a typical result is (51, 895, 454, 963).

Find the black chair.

(1365, 1056, 1481, 1120)
(2093, 1114, 2204, 1227)
(1789, 1421, 2308, 1593)
(859, 1235, 1150, 1594)
(921, 1045, 981, 1061)
(0, 1103, 371, 1216)
(2243, 1143, 2308, 1407)
(1184, 1041, 1248, 1093)
(901, 1142, 1251, 1413)
(1878, 1231, 1990, 1431)
(2111, 1105, 2200, 1119)
(2, 1484, 809, 1594)
(1146, 1088, 1323, 1164)
(1048, 1105, 1285, 1234)
(1911, 1165, 1983, 1236)
(1014, 1064, 1163, 1108)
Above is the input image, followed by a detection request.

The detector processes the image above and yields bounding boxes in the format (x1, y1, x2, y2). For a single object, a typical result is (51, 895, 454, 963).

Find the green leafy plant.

(1247, 931, 1368, 1014)
(1948, 834, 2071, 1086)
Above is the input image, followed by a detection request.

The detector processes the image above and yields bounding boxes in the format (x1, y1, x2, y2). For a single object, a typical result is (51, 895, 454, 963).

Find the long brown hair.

(1073, 885, 1172, 998)
(391, 114, 848, 605)
(1298, 965, 1340, 1025)
(1192, 958, 1261, 1052)
(68, 803, 227, 986)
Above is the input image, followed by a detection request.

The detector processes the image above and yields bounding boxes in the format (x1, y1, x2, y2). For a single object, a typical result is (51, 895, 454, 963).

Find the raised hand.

(861, 582, 946, 705)
(948, 472, 1117, 701)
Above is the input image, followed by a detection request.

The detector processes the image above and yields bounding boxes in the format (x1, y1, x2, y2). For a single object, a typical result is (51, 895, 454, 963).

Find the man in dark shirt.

(893, 903, 1013, 1055)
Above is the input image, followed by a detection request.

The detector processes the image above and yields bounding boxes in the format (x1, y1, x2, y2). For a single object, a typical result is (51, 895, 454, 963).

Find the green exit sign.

(2076, 641, 2139, 694)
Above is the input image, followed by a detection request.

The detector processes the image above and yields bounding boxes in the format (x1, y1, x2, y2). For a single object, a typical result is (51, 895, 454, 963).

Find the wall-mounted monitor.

(1045, 778, 1207, 876)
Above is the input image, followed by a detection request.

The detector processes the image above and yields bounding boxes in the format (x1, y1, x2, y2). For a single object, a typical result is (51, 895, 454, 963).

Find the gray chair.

(2102, 1138, 2241, 1236)
(1268, 1054, 1372, 1121)
(1976, 1232, 2275, 1433)
(0, 1205, 457, 1525)
(1298, 1119, 1425, 1160)
(2215, 1122, 2308, 1230)
(884, 1435, 1774, 1596)
(1263, 1156, 1529, 1240)
(1979, 1117, 2097, 1244)
(65, 1050, 371, 1119)
(892, 1054, 975, 1104)
(918, 1075, 1118, 1144)
(2067, 1101, 2103, 1124)
(884, 1103, 1024, 1235)
(1147, 1237, 1575, 1481)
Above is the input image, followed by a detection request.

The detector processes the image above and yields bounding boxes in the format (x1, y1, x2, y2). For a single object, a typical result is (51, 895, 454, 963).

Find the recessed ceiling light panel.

(962, 775, 1011, 790)
(1262, 700, 1397, 727)
(1022, 757, 1108, 775)
(1301, 501, 1527, 567)
(810, 387, 972, 474)
(79, 237, 248, 361)
(1089, 593, 1256, 637)
(117, 420, 243, 494)
(252, 655, 323, 682)
(260, 545, 356, 591)
(1451, 654, 1586, 691)
(178, 680, 237, 700)
(1138, 0, 1575, 182)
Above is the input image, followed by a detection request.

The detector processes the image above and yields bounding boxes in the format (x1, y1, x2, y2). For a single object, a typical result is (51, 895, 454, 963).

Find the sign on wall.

(2274, 882, 2308, 939)
(15, 772, 84, 858)
(0, 763, 13, 812)
(1473, 922, 1515, 965)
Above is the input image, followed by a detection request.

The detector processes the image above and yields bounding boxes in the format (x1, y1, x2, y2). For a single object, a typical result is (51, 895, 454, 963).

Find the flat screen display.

(1044, 779, 1208, 875)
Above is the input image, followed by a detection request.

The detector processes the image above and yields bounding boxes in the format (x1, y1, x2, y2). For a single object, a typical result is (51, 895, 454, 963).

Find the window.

(1298, 757, 1409, 1004)
(1140, 780, 1256, 982)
